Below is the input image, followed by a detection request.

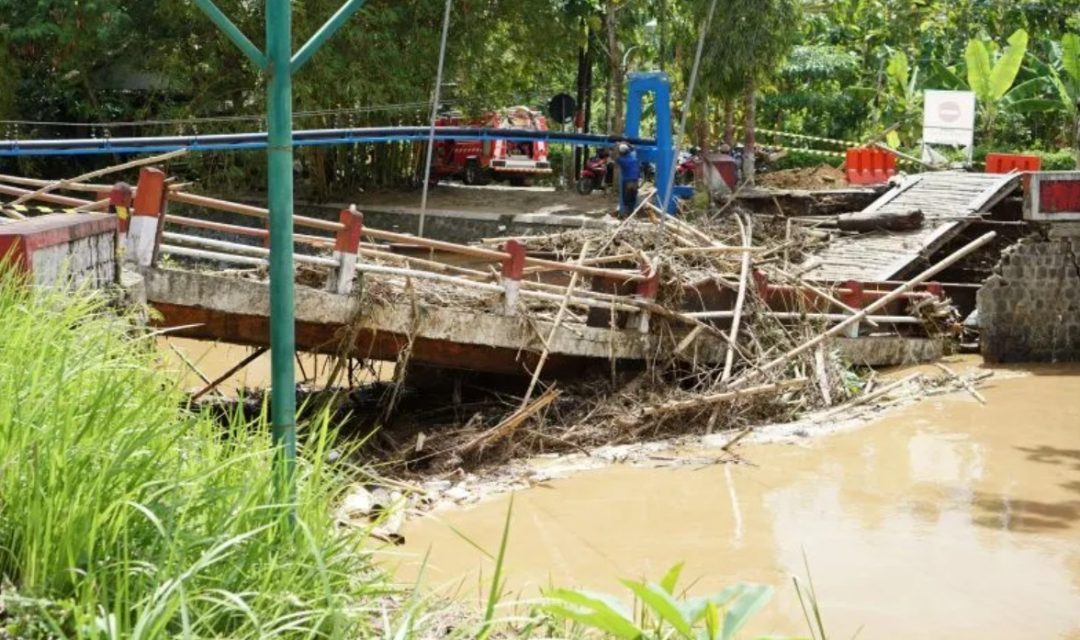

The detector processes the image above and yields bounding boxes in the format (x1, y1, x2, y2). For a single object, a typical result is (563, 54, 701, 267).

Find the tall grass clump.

(0, 271, 383, 638)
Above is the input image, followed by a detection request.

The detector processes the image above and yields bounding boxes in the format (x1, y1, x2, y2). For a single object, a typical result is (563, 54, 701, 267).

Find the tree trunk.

(837, 209, 924, 232)
(584, 36, 594, 156)
(743, 79, 757, 185)
(607, 0, 624, 136)
(694, 96, 709, 149)
(723, 99, 735, 148)
(574, 41, 587, 176)
(1075, 109, 1080, 169)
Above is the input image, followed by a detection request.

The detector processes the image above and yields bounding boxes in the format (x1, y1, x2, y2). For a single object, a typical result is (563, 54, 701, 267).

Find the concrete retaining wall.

(0, 214, 117, 289)
(978, 225, 1080, 362)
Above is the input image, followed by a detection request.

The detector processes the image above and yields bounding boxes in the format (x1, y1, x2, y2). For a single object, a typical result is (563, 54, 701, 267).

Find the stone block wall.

(978, 227, 1080, 362)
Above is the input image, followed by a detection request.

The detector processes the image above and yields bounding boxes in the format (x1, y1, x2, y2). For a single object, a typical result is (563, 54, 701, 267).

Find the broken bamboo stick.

(933, 362, 988, 405)
(460, 384, 561, 455)
(816, 372, 924, 420)
(722, 212, 752, 381)
(190, 347, 268, 401)
(519, 243, 590, 409)
(353, 262, 643, 313)
(167, 341, 213, 385)
(0, 183, 109, 218)
(10, 149, 187, 207)
(771, 266, 880, 328)
(639, 377, 808, 418)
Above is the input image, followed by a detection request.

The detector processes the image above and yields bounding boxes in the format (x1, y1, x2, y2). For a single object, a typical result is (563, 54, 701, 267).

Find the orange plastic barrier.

(986, 153, 1041, 190)
(845, 148, 897, 185)
(985, 153, 1041, 174)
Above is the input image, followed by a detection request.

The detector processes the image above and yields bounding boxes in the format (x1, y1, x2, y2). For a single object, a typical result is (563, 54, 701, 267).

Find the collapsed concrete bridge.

(0, 164, 966, 376)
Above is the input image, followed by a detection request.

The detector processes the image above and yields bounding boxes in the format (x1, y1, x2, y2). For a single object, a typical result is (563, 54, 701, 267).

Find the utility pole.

(193, 0, 369, 509)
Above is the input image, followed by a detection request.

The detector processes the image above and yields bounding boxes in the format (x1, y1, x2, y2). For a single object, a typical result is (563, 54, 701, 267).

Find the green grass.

(0, 270, 385, 638)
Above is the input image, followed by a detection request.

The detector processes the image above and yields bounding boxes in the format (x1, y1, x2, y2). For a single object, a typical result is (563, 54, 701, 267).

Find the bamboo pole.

(0, 174, 108, 192)
(167, 341, 213, 385)
(934, 362, 987, 405)
(191, 347, 269, 401)
(165, 214, 333, 248)
(639, 378, 808, 418)
(161, 232, 339, 267)
(361, 225, 646, 281)
(72, 198, 115, 213)
(737, 231, 997, 387)
(816, 373, 924, 420)
(10, 149, 188, 207)
(771, 266, 880, 328)
(519, 242, 589, 409)
(519, 244, 760, 276)
(682, 311, 922, 323)
(168, 190, 344, 233)
(722, 213, 752, 381)
(354, 262, 643, 313)
(0, 174, 187, 193)
(159, 244, 268, 267)
(0, 183, 109, 218)
(459, 384, 561, 455)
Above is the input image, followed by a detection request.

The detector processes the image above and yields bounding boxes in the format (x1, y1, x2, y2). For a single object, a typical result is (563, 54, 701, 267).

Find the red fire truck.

(428, 106, 552, 186)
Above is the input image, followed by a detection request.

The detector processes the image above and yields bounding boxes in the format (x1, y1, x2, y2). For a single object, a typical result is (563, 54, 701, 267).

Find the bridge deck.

(143, 268, 725, 376)
(811, 172, 1020, 282)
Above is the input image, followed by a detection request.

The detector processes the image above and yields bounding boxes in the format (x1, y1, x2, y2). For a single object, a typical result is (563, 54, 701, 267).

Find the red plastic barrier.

(986, 153, 1041, 190)
(985, 153, 1041, 175)
(845, 148, 897, 185)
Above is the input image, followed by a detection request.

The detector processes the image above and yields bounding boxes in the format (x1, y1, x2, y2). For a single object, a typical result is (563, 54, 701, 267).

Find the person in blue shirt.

(615, 143, 641, 218)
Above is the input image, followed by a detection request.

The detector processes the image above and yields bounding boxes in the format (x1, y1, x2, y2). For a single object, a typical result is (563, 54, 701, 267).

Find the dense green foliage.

(0, 0, 1077, 192)
(0, 271, 379, 638)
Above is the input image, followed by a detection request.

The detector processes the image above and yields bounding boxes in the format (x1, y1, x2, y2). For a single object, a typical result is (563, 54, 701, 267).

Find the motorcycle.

(674, 147, 702, 185)
(575, 154, 612, 195)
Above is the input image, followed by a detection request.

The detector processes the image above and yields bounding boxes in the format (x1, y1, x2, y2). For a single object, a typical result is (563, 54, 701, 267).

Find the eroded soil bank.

(392, 364, 1080, 639)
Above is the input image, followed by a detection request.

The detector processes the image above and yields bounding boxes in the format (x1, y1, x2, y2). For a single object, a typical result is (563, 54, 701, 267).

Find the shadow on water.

(970, 445, 1080, 532)
(971, 492, 1080, 532)
(1016, 445, 1080, 471)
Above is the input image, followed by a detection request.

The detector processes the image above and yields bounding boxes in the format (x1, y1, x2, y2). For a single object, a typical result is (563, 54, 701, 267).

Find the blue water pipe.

(0, 126, 655, 157)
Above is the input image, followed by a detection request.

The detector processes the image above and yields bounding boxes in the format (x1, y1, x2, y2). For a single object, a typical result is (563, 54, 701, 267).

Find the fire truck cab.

(429, 106, 552, 186)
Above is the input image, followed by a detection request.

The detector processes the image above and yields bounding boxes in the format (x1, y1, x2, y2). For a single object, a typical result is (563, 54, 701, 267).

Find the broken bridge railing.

(94, 166, 667, 335)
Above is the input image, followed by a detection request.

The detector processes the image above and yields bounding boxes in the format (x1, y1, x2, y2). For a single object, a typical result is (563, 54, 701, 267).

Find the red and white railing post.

(839, 279, 864, 338)
(501, 239, 526, 315)
(106, 182, 134, 254)
(329, 205, 364, 294)
(635, 262, 660, 333)
(129, 168, 167, 268)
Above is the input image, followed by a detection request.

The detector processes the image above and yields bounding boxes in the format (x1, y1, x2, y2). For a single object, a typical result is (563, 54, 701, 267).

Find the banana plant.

(964, 29, 1053, 140)
(1027, 33, 1080, 147)
(881, 50, 921, 146)
(541, 563, 805, 640)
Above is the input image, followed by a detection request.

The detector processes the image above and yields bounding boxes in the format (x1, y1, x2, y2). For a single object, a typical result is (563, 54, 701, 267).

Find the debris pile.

(289, 196, 978, 475)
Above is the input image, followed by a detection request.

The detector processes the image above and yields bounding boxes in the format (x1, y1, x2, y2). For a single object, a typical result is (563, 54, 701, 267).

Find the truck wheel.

(464, 162, 491, 186)
(576, 177, 595, 196)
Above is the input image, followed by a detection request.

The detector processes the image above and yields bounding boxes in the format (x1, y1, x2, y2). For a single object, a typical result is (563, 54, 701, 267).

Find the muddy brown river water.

(157, 338, 392, 393)
(394, 365, 1080, 639)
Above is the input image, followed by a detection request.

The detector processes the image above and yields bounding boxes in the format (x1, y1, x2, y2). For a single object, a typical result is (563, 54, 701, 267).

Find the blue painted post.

(624, 72, 675, 214)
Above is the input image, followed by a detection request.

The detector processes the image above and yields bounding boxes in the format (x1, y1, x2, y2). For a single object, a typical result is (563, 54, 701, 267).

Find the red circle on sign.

(939, 101, 962, 123)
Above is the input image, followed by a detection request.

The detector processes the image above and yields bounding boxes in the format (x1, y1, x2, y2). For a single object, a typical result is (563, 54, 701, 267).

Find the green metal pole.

(194, 0, 369, 511)
(267, 0, 297, 504)
(191, 0, 267, 69)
